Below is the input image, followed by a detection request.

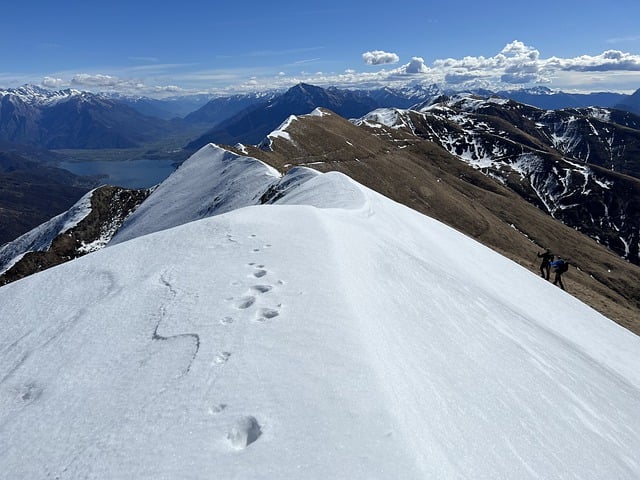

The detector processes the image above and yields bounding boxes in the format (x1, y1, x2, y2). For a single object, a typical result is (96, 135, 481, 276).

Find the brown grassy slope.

(238, 109, 640, 335)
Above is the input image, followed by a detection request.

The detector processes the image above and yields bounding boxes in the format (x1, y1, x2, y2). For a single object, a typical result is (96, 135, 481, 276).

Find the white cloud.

(42, 76, 65, 89)
(362, 50, 400, 66)
(404, 57, 429, 74)
(71, 74, 121, 87)
(15, 40, 640, 98)
(430, 40, 547, 86)
(153, 85, 183, 93)
(557, 50, 640, 72)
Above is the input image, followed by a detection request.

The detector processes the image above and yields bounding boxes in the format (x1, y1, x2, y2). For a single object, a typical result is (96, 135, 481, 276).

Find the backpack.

(552, 260, 569, 273)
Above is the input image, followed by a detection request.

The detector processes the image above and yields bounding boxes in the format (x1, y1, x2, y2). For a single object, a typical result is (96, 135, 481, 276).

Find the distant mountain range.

(2, 83, 639, 153)
(0, 85, 173, 149)
(183, 84, 640, 151)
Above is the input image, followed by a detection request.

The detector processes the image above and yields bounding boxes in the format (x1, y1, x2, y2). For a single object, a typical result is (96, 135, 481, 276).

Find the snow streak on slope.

(0, 190, 93, 274)
(1, 152, 639, 478)
(258, 108, 328, 151)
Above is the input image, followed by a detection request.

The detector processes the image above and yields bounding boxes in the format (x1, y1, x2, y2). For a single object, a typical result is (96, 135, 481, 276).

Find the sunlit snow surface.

(1, 146, 639, 479)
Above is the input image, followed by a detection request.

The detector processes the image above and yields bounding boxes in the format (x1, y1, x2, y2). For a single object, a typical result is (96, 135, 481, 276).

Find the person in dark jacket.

(537, 250, 554, 280)
(550, 258, 569, 290)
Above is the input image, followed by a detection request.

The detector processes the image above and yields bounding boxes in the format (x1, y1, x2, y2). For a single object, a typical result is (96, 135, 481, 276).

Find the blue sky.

(2, 0, 640, 97)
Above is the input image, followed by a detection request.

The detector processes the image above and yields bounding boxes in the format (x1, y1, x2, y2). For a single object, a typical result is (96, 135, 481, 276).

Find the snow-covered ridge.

(110, 141, 367, 246)
(110, 144, 281, 244)
(1, 151, 639, 478)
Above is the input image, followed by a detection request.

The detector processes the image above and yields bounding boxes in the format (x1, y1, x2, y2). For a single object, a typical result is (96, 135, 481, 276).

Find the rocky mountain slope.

(241, 109, 640, 334)
(0, 185, 149, 285)
(354, 95, 640, 265)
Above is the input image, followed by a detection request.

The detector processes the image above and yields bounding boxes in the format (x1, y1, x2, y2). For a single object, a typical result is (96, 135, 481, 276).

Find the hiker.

(550, 258, 569, 290)
(537, 250, 554, 280)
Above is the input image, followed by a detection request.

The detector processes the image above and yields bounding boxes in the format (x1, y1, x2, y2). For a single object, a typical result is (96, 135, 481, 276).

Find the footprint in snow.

(253, 269, 267, 278)
(251, 285, 272, 294)
(227, 416, 262, 449)
(235, 296, 256, 309)
(255, 307, 280, 322)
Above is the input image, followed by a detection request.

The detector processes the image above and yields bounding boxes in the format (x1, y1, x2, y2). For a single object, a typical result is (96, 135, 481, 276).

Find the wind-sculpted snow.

(1, 167, 639, 478)
(110, 144, 282, 245)
(272, 169, 368, 210)
(110, 144, 367, 247)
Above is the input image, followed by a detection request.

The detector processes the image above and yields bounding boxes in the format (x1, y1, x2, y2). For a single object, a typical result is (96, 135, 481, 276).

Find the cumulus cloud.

(362, 50, 400, 66)
(423, 40, 640, 89)
(558, 49, 640, 72)
(430, 40, 547, 86)
(445, 72, 486, 85)
(42, 76, 65, 89)
(405, 57, 429, 74)
(22, 40, 640, 99)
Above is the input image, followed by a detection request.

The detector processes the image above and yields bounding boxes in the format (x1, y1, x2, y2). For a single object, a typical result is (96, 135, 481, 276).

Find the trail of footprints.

(228, 237, 282, 325)
(211, 234, 282, 449)
(232, 261, 281, 322)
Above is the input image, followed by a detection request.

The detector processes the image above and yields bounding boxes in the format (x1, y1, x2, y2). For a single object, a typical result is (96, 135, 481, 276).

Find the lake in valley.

(58, 159, 178, 189)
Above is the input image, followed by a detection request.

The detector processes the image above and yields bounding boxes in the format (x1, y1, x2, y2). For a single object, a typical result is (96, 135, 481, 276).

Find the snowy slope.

(1, 157, 640, 478)
(0, 190, 93, 275)
(110, 144, 281, 245)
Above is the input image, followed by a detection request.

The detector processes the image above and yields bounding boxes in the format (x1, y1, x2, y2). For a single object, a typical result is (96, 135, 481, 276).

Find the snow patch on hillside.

(0, 190, 93, 274)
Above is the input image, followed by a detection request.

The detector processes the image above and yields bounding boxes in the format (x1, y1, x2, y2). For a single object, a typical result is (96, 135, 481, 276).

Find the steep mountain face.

(183, 92, 276, 125)
(185, 83, 385, 149)
(0, 185, 149, 285)
(355, 95, 640, 266)
(0, 86, 172, 148)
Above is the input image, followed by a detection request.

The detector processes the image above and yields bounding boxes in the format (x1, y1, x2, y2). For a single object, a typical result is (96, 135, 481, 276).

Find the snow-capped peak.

(0, 84, 83, 106)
